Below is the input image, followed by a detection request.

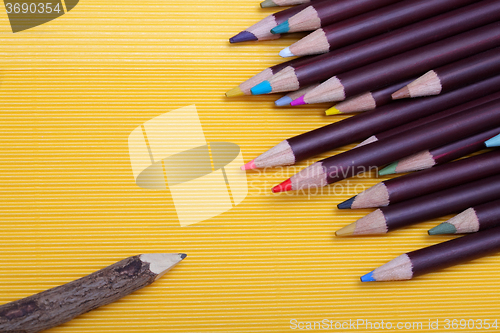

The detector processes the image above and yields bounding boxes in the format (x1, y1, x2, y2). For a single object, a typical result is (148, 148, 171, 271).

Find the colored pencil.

(229, 2, 315, 43)
(296, 22, 500, 105)
(336, 174, 500, 236)
(430, 199, 500, 235)
(251, 0, 500, 95)
(0, 253, 186, 332)
(380, 127, 500, 176)
(485, 134, 500, 147)
(280, 0, 474, 57)
(326, 79, 414, 115)
(272, 99, 500, 193)
(357, 91, 500, 147)
(226, 55, 315, 97)
(394, 47, 500, 99)
(271, 0, 400, 34)
(275, 84, 320, 106)
(242, 75, 500, 171)
(338, 150, 500, 210)
(261, 0, 313, 8)
(361, 226, 500, 281)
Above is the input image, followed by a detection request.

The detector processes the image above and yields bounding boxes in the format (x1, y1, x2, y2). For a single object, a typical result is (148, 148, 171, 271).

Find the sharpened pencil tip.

(337, 197, 355, 209)
(241, 160, 257, 171)
(279, 47, 295, 58)
(379, 162, 398, 176)
(230, 31, 258, 43)
(251, 81, 273, 95)
(260, 0, 277, 7)
(335, 222, 356, 237)
(392, 86, 410, 100)
(361, 271, 376, 282)
(325, 105, 341, 115)
(180, 253, 187, 260)
(272, 179, 292, 193)
(485, 134, 500, 147)
(271, 20, 290, 34)
(290, 95, 306, 106)
(275, 96, 293, 106)
(428, 223, 457, 235)
(226, 86, 245, 97)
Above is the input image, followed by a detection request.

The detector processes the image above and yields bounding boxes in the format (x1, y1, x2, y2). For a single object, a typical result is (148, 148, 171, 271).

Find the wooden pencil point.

(241, 160, 257, 171)
(428, 223, 457, 235)
(325, 105, 341, 116)
(392, 86, 411, 100)
(335, 222, 357, 236)
(230, 31, 258, 43)
(337, 197, 355, 209)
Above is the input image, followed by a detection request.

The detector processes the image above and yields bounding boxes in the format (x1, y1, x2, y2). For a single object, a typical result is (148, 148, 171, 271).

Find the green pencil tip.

(428, 223, 457, 235)
(379, 162, 398, 176)
(271, 21, 290, 34)
(260, 0, 277, 7)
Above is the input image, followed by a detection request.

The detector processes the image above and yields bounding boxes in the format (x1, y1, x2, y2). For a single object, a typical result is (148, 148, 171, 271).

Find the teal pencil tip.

(271, 21, 290, 34)
(428, 223, 457, 235)
(360, 271, 376, 282)
(379, 162, 398, 176)
(251, 81, 273, 95)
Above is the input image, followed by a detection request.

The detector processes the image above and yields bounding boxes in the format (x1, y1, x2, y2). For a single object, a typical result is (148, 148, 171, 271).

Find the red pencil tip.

(290, 95, 306, 106)
(272, 179, 292, 193)
(241, 160, 257, 171)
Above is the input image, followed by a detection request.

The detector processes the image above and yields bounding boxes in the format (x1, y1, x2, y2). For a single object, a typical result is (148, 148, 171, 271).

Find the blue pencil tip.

(275, 96, 292, 106)
(360, 271, 376, 282)
(271, 21, 290, 34)
(485, 134, 500, 147)
(251, 81, 273, 95)
(337, 197, 355, 209)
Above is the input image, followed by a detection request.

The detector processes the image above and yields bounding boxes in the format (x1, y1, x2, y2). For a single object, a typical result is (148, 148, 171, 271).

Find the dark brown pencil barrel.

(293, 0, 500, 87)
(321, 99, 500, 184)
(386, 150, 500, 205)
(338, 22, 500, 98)
(409, 226, 500, 277)
(434, 47, 500, 93)
(475, 200, 500, 231)
(431, 126, 500, 165)
(288, 75, 500, 162)
(367, 79, 414, 109)
(0, 256, 156, 333)
(310, 0, 399, 26)
(270, 55, 316, 75)
(383, 175, 500, 232)
(322, 0, 475, 52)
(374, 92, 500, 142)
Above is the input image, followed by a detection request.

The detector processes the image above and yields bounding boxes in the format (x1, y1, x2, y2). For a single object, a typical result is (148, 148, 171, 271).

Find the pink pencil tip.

(290, 95, 306, 106)
(241, 160, 256, 171)
(272, 179, 292, 193)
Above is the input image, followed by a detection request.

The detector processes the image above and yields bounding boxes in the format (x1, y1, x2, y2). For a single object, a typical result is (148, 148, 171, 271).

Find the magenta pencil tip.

(290, 95, 307, 106)
(241, 160, 257, 171)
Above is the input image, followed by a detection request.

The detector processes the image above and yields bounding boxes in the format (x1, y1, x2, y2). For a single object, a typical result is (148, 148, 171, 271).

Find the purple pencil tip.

(230, 31, 258, 43)
(290, 95, 307, 106)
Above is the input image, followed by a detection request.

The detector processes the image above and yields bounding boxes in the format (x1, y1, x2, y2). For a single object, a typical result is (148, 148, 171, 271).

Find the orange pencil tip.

(272, 179, 292, 193)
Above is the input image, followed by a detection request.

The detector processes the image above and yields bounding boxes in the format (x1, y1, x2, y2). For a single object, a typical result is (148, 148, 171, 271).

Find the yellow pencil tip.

(226, 86, 245, 98)
(325, 105, 341, 116)
(335, 222, 357, 236)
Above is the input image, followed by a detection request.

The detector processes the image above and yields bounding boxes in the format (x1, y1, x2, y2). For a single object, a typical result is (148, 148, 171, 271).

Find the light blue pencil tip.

(275, 96, 292, 106)
(271, 21, 290, 34)
(360, 271, 376, 282)
(251, 81, 273, 95)
(485, 134, 500, 147)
